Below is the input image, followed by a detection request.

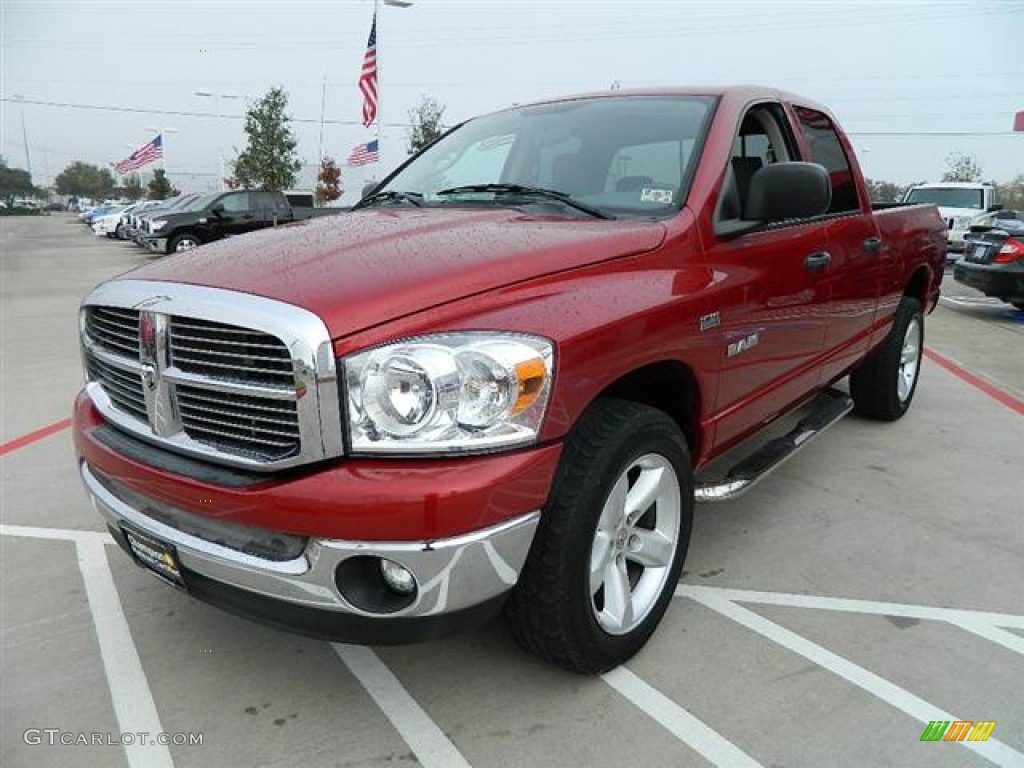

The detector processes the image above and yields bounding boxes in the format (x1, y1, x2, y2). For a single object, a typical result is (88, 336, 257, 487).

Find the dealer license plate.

(969, 244, 989, 262)
(122, 525, 186, 588)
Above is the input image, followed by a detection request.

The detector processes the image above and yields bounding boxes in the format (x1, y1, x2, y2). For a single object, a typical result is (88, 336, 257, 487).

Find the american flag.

(359, 12, 378, 128)
(346, 139, 379, 167)
(115, 135, 163, 174)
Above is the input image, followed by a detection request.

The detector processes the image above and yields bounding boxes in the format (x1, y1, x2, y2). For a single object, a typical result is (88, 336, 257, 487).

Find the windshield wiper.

(434, 183, 613, 220)
(353, 190, 424, 210)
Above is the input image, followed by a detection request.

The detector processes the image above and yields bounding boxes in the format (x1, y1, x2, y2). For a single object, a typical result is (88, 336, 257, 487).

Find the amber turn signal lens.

(512, 357, 547, 415)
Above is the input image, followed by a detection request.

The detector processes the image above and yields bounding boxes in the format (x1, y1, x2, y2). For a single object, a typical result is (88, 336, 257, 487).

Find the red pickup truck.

(74, 86, 945, 673)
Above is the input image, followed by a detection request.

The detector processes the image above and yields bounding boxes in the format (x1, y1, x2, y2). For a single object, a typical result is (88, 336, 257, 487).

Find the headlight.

(151, 219, 167, 231)
(344, 332, 554, 454)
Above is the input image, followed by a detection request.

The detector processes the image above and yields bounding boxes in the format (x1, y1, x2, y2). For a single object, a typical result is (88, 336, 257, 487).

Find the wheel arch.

(168, 230, 202, 254)
(903, 264, 931, 305)
(591, 360, 702, 462)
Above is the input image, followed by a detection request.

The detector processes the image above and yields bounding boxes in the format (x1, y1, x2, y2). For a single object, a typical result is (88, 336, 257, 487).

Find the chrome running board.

(695, 389, 853, 502)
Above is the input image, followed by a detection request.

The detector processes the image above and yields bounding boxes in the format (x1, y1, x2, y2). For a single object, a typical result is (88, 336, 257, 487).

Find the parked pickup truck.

(74, 86, 945, 673)
(140, 188, 344, 255)
(903, 182, 1000, 254)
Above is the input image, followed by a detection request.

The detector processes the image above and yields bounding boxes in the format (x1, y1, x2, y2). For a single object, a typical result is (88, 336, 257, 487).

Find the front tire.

(850, 295, 924, 421)
(168, 233, 201, 254)
(507, 399, 693, 673)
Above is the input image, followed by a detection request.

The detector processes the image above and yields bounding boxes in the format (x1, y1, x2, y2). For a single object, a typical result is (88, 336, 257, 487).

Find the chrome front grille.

(177, 384, 300, 460)
(85, 307, 140, 358)
(170, 318, 295, 387)
(80, 281, 344, 471)
(86, 355, 147, 421)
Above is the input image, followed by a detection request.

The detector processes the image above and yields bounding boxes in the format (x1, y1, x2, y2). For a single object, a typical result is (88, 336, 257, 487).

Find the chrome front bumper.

(81, 462, 539, 620)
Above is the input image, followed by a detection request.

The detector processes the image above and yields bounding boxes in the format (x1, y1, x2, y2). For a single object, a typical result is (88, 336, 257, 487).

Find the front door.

(216, 191, 255, 238)
(702, 101, 831, 451)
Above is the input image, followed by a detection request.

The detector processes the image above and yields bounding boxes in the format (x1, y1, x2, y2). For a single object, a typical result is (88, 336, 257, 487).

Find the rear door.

(259, 191, 292, 225)
(791, 105, 883, 384)
(702, 102, 831, 450)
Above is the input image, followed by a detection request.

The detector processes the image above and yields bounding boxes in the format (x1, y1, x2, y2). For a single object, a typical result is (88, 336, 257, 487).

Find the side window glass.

(794, 106, 859, 213)
(720, 105, 792, 221)
(221, 192, 250, 213)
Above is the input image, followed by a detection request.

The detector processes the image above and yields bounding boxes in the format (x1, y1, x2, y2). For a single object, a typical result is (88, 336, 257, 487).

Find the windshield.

(144, 195, 185, 213)
(377, 95, 716, 220)
(906, 187, 985, 209)
(181, 194, 219, 212)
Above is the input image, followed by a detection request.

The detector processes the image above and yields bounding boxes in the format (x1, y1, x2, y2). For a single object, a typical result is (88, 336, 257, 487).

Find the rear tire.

(507, 398, 693, 673)
(850, 296, 923, 421)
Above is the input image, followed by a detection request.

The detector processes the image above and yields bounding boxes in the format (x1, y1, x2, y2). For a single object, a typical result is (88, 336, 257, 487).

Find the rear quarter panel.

(872, 203, 946, 333)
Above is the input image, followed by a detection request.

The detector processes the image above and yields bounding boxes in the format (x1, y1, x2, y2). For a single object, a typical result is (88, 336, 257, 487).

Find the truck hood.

(119, 207, 666, 338)
(936, 206, 984, 220)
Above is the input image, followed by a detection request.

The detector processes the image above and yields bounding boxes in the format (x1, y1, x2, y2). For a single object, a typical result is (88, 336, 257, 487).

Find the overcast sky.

(2, 0, 1022, 203)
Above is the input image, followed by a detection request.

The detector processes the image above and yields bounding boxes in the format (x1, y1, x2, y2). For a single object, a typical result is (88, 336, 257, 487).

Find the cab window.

(717, 102, 797, 223)
(793, 106, 859, 213)
(220, 192, 251, 213)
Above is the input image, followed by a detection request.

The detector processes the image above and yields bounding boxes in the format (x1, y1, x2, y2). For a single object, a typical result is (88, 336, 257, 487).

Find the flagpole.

(318, 75, 327, 173)
(375, 0, 381, 178)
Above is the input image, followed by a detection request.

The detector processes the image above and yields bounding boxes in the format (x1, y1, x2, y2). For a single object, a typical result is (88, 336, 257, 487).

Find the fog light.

(380, 559, 416, 595)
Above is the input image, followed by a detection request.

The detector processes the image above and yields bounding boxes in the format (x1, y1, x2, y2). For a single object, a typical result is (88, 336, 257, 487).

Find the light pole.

(12, 94, 32, 181)
(195, 90, 240, 190)
(375, 0, 413, 175)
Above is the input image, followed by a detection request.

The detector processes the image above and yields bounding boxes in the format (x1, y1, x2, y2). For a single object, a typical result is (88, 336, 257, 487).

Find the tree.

(55, 161, 114, 200)
(231, 87, 302, 190)
(315, 156, 342, 205)
(0, 156, 35, 202)
(407, 96, 446, 155)
(865, 178, 909, 203)
(122, 174, 145, 202)
(996, 173, 1024, 210)
(941, 152, 983, 183)
(147, 169, 174, 200)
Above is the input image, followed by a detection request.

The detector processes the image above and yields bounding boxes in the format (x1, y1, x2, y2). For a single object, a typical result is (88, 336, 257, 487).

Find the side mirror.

(987, 204, 1003, 213)
(361, 181, 381, 199)
(210, 203, 225, 216)
(746, 162, 831, 221)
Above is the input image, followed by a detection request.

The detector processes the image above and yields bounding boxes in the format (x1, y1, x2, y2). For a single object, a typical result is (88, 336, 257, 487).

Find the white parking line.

(332, 644, 472, 768)
(939, 295, 1007, 308)
(603, 666, 764, 767)
(0, 523, 113, 545)
(684, 589, 1024, 768)
(953, 620, 1024, 657)
(676, 585, 1024, 629)
(77, 537, 173, 768)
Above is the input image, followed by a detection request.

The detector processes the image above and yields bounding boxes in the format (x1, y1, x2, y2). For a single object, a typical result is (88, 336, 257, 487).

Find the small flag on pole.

(115, 135, 163, 174)
(359, 13, 379, 128)
(347, 139, 379, 167)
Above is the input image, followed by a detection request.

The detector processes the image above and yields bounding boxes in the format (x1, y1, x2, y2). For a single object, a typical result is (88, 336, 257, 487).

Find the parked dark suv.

(143, 189, 343, 254)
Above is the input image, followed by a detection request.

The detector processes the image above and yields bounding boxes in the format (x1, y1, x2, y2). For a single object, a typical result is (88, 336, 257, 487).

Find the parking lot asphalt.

(2, 215, 1023, 768)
